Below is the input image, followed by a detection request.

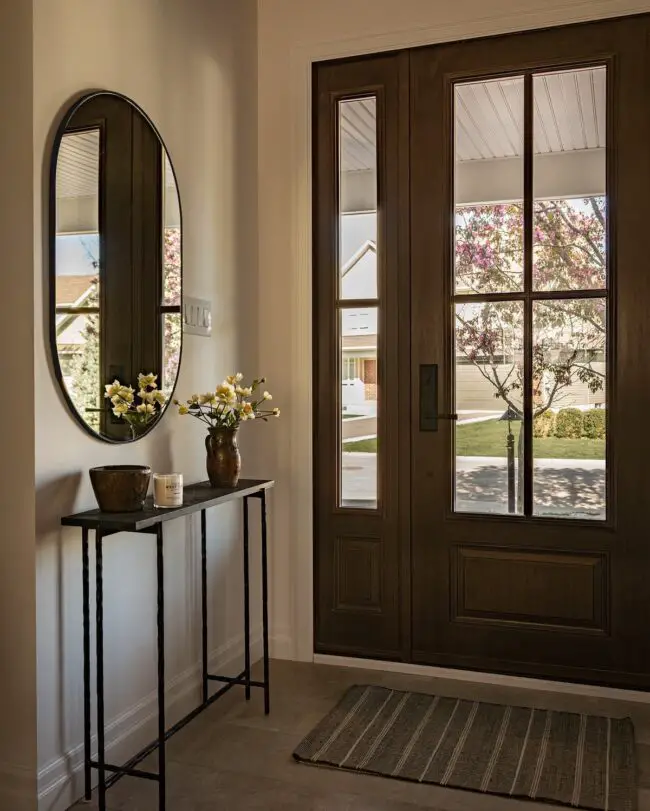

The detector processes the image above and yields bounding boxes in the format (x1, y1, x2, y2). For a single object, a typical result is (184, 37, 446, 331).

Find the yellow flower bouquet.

(104, 373, 167, 438)
(174, 374, 279, 488)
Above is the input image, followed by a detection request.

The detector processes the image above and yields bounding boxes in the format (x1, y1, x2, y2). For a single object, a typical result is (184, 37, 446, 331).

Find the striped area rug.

(293, 685, 636, 811)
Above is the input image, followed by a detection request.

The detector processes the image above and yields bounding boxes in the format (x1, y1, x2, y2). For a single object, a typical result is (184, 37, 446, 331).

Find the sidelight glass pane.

(533, 67, 607, 291)
(339, 98, 377, 300)
(454, 301, 524, 514)
(454, 76, 524, 294)
(340, 307, 378, 509)
(532, 298, 606, 519)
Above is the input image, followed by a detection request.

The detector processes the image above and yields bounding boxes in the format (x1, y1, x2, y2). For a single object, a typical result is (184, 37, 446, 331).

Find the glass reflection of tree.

(64, 228, 182, 431)
(163, 227, 181, 390)
(67, 277, 100, 431)
(455, 198, 607, 512)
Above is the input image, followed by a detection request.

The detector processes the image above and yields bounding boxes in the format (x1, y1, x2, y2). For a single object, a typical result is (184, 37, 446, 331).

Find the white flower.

(138, 389, 156, 403)
(242, 402, 254, 416)
(118, 385, 134, 403)
(112, 402, 129, 416)
(235, 372, 244, 382)
(236, 386, 253, 397)
(216, 382, 236, 403)
(153, 390, 166, 405)
(199, 393, 217, 406)
(272, 408, 280, 417)
(136, 403, 155, 415)
(178, 404, 189, 415)
(188, 394, 200, 404)
(105, 380, 121, 398)
(263, 391, 272, 400)
(138, 372, 158, 389)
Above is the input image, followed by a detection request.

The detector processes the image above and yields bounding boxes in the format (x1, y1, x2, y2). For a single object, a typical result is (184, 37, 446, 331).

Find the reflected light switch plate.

(183, 297, 212, 337)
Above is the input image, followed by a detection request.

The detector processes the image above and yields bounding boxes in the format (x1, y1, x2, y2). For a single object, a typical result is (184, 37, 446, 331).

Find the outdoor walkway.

(342, 453, 606, 519)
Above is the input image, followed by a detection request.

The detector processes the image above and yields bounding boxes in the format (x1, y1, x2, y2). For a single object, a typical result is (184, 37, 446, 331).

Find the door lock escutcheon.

(419, 364, 457, 431)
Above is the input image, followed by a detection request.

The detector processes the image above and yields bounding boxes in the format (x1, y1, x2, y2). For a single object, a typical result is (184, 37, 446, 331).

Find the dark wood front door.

(314, 15, 650, 688)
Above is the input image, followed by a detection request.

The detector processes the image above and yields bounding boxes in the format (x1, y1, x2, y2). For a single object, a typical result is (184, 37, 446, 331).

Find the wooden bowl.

(89, 465, 152, 513)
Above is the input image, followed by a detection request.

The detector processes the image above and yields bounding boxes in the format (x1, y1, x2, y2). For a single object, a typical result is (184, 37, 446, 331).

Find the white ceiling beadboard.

(56, 130, 100, 199)
(339, 97, 377, 171)
(56, 130, 178, 200)
(339, 65, 606, 171)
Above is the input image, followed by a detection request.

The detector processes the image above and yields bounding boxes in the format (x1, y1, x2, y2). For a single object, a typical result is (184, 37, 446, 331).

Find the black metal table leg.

(201, 510, 208, 705)
(95, 530, 106, 811)
(82, 528, 92, 801)
(156, 524, 166, 811)
(260, 490, 270, 715)
(243, 497, 251, 701)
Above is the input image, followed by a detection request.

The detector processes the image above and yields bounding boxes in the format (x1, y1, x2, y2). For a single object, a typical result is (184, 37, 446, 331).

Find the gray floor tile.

(67, 658, 646, 811)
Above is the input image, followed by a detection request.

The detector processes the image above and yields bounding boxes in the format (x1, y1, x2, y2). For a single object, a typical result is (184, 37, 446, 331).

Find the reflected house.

(55, 274, 97, 393)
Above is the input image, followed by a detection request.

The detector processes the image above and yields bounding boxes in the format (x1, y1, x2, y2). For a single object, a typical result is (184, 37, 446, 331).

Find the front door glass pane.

(533, 67, 607, 291)
(455, 301, 524, 514)
(454, 76, 524, 294)
(533, 299, 606, 519)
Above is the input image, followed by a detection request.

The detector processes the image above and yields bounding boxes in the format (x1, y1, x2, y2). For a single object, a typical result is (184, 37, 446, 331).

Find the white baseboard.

(314, 654, 650, 744)
(270, 629, 295, 660)
(38, 629, 263, 811)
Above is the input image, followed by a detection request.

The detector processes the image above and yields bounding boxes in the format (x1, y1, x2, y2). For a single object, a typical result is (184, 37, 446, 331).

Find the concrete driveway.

(341, 452, 606, 518)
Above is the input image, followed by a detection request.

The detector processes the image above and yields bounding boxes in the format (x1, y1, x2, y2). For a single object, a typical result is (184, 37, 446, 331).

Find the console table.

(61, 478, 274, 811)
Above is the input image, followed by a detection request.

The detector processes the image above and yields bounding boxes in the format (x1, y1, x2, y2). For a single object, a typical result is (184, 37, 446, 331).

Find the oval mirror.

(50, 91, 182, 442)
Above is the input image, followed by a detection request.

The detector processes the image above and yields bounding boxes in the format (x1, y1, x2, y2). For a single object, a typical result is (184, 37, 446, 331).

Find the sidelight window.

(338, 97, 379, 509)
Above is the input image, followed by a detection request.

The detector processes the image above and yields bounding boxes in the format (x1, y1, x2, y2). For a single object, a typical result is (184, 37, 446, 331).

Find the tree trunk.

(517, 423, 525, 512)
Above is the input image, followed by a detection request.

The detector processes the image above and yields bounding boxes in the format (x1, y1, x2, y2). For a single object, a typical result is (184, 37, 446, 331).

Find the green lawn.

(342, 413, 363, 420)
(343, 419, 605, 459)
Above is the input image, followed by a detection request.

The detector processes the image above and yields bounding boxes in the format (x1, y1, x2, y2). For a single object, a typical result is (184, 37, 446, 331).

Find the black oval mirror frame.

(49, 91, 183, 442)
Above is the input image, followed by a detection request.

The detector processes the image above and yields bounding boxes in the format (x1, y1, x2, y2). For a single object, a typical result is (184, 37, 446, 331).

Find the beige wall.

(0, 2, 37, 809)
(256, 0, 649, 663)
(33, 2, 258, 809)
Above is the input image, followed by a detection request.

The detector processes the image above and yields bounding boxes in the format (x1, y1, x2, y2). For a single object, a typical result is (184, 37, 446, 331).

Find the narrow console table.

(61, 478, 274, 811)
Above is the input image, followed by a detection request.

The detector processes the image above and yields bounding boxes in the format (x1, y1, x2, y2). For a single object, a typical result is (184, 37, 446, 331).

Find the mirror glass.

(51, 92, 182, 441)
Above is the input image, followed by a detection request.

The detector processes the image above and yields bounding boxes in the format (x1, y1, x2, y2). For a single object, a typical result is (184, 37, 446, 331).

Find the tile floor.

(70, 659, 650, 810)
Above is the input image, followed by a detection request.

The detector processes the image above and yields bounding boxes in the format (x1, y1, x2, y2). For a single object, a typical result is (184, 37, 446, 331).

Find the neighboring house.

(55, 274, 97, 386)
(340, 214, 605, 418)
(340, 239, 378, 415)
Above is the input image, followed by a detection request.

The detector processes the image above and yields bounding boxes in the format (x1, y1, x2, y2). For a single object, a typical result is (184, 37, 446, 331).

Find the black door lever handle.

(419, 364, 457, 430)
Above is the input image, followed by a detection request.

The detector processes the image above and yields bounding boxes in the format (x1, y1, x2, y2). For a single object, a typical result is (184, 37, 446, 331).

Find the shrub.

(554, 408, 584, 439)
(583, 408, 606, 439)
(533, 410, 556, 438)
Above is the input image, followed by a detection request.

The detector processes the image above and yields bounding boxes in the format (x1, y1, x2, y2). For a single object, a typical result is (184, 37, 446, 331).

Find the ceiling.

(340, 66, 606, 171)
(56, 130, 100, 199)
(56, 130, 178, 200)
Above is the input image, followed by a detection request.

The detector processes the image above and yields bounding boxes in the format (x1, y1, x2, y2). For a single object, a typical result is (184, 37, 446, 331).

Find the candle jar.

(153, 473, 183, 508)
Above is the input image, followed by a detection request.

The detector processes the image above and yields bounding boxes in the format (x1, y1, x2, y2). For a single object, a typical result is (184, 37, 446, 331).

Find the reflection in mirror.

(162, 155, 181, 391)
(55, 129, 101, 431)
(51, 92, 182, 442)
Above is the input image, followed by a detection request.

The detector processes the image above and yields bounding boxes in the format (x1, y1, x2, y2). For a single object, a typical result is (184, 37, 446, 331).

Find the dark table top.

(61, 479, 274, 531)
